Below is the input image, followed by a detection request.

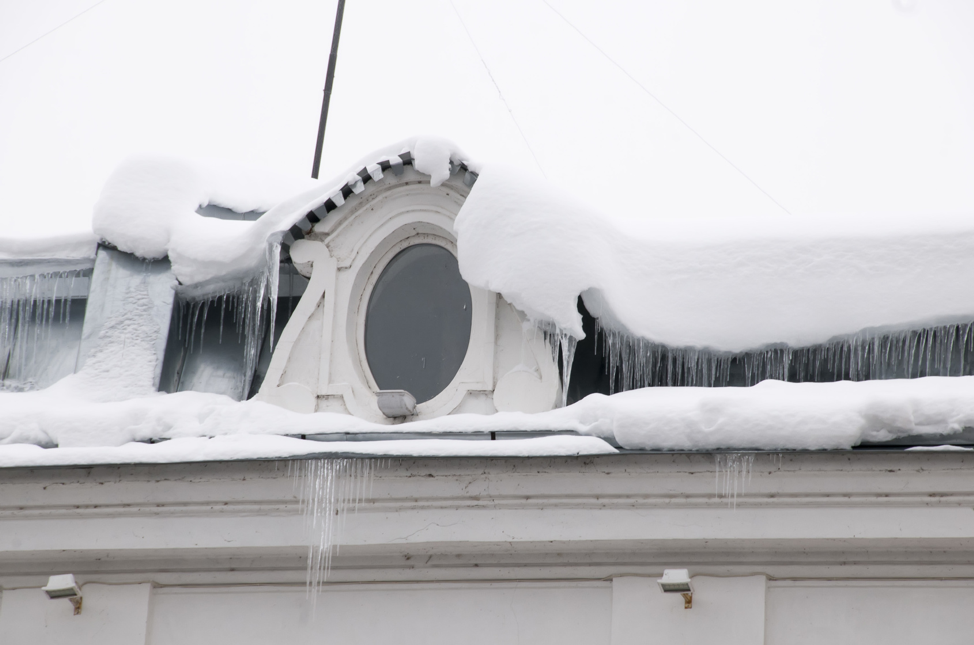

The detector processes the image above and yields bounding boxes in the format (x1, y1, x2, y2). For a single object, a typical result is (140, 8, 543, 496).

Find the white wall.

(4, 454, 974, 644)
(766, 580, 974, 645)
(0, 583, 151, 645)
(147, 582, 611, 645)
(611, 576, 766, 645)
(11, 577, 974, 645)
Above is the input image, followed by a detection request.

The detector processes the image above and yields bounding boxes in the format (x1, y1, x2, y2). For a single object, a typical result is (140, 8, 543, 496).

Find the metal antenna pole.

(311, 0, 346, 179)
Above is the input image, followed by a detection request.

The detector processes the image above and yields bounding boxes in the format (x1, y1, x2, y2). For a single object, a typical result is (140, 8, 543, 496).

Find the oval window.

(365, 243, 472, 404)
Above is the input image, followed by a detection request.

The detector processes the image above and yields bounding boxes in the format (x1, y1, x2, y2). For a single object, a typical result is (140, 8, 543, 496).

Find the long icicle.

(295, 458, 379, 611)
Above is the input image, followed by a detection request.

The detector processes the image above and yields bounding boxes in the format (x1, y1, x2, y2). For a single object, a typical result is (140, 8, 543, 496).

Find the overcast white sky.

(1, 0, 973, 238)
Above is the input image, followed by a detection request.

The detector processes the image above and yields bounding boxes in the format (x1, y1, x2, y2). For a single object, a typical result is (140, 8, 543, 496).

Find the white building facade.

(3, 142, 974, 644)
(3, 451, 974, 645)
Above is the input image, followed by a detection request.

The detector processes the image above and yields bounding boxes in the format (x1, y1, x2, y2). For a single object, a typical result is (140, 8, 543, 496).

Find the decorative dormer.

(255, 153, 561, 422)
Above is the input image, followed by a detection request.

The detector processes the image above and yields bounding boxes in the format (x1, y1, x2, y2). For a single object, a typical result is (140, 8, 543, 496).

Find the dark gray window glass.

(365, 244, 472, 404)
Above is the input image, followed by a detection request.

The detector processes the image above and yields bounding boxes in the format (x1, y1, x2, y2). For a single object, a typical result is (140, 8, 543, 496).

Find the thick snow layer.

(91, 155, 313, 261)
(91, 137, 474, 285)
(563, 377, 974, 451)
(2, 374, 974, 461)
(456, 167, 974, 351)
(0, 435, 615, 468)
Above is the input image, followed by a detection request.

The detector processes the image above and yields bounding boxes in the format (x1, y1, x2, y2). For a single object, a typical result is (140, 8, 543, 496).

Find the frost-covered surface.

(456, 167, 974, 352)
(92, 137, 474, 286)
(2, 375, 974, 464)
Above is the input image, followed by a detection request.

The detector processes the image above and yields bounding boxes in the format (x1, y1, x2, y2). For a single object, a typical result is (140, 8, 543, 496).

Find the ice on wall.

(455, 166, 974, 353)
(0, 269, 89, 391)
(76, 247, 177, 396)
(78, 286, 166, 395)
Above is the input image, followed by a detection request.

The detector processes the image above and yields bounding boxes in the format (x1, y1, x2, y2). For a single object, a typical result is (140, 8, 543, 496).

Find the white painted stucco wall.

(3, 453, 974, 644)
(0, 583, 151, 645)
(148, 582, 611, 645)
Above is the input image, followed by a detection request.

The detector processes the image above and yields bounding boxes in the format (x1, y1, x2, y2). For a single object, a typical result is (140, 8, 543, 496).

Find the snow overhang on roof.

(4, 137, 974, 466)
(86, 137, 478, 289)
(279, 149, 479, 252)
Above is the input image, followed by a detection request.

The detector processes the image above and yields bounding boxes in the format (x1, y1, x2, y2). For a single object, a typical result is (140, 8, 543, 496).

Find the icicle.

(172, 242, 281, 396)
(593, 319, 974, 393)
(293, 458, 381, 610)
(714, 452, 753, 509)
(187, 300, 201, 354)
(265, 242, 281, 353)
(0, 269, 89, 391)
(536, 321, 580, 407)
(559, 332, 576, 408)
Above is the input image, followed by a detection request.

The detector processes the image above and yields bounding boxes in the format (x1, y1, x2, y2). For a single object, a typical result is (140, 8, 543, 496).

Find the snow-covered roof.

(89, 137, 476, 287)
(458, 167, 974, 351)
(1, 137, 974, 467)
(6, 370, 974, 468)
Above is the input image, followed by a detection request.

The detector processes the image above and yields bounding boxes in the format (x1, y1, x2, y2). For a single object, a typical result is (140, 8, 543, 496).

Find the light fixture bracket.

(657, 569, 694, 610)
(42, 574, 83, 615)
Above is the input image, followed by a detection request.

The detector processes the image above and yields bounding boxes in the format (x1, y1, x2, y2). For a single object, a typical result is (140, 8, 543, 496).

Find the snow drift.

(3, 138, 974, 464)
(1, 375, 973, 462)
(455, 166, 974, 352)
(92, 137, 476, 286)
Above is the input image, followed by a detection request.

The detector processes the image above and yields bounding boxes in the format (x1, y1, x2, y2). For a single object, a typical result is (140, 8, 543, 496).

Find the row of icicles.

(288, 453, 772, 606)
(169, 244, 281, 396)
(0, 270, 88, 389)
(1, 247, 282, 394)
(7, 257, 972, 398)
(572, 319, 974, 395)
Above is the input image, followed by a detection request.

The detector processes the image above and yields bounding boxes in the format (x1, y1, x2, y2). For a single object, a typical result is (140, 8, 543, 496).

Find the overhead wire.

(0, 0, 111, 66)
(3, 0, 786, 215)
(450, 1, 548, 178)
(541, 0, 791, 215)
